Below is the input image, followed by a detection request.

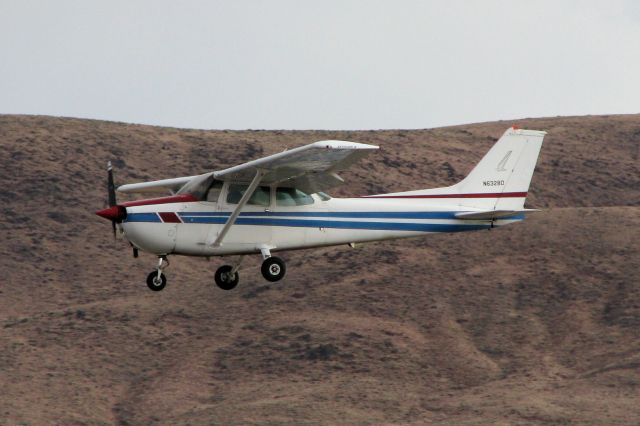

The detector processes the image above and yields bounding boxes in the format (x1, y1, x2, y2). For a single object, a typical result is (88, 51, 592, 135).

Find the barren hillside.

(1, 114, 639, 425)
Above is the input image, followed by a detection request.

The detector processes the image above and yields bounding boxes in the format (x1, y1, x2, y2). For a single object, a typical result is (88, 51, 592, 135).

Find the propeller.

(96, 161, 127, 239)
(108, 161, 116, 207)
(108, 161, 117, 238)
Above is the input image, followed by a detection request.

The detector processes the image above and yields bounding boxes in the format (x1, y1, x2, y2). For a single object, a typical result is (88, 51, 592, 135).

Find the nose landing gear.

(215, 256, 242, 290)
(215, 265, 239, 290)
(146, 256, 169, 291)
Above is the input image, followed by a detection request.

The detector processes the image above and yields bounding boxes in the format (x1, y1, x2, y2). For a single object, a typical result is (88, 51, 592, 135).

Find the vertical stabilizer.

(450, 127, 546, 209)
(367, 127, 546, 210)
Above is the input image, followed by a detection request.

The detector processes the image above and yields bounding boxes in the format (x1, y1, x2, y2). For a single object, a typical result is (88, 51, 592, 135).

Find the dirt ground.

(1, 114, 639, 425)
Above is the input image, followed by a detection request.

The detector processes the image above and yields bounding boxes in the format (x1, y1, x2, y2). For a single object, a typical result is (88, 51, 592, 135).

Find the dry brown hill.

(1, 114, 639, 425)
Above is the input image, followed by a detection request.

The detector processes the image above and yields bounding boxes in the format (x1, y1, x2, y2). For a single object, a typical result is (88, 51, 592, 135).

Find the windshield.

(315, 191, 332, 201)
(177, 174, 223, 201)
(205, 180, 223, 202)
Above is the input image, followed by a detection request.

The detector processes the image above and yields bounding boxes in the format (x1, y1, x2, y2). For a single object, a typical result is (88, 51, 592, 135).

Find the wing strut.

(210, 169, 266, 247)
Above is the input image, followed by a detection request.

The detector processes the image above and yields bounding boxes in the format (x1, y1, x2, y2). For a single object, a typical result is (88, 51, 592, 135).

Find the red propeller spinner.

(96, 205, 126, 221)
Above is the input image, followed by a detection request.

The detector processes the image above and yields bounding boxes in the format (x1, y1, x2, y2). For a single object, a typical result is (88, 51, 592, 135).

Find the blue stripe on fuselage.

(124, 211, 523, 231)
(202, 217, 492, 232)
(179, 211, 462, 219)
(124, 213, 161, 223)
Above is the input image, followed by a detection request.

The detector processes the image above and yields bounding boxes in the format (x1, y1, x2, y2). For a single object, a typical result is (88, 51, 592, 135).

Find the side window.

(276, 187, 314, 206)
(205, 180, 223, 202)
(226, 184, 271, 206)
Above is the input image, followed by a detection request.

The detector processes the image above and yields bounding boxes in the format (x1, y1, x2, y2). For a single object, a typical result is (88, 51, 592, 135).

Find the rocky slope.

(0, 114, 639, 425)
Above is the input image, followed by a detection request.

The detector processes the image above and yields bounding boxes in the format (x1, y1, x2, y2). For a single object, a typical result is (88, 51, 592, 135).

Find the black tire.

(261, 256, 286, 282)
(215, 265, 239, 290)
(146, 271, 167, 291)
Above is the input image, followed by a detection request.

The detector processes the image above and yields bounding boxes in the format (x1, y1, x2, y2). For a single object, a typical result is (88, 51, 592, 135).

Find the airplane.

(96, 126, 545, 291)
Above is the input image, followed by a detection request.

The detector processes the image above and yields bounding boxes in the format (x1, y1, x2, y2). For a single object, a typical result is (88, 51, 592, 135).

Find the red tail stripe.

(364, 192, 527, 199)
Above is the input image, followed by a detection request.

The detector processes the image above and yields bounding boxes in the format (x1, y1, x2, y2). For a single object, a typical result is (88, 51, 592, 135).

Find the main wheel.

(146, 271, 167, 291)
(215, 265, 239, 290)
(261, 256, 286, 282)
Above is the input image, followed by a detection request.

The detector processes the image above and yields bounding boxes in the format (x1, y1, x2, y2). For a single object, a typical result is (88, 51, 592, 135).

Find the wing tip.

(312, 140, 379, 150)
(506, 127, 547, 137)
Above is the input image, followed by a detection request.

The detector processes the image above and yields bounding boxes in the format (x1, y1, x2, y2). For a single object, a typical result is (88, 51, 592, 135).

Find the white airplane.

(96, 127, 545, 291)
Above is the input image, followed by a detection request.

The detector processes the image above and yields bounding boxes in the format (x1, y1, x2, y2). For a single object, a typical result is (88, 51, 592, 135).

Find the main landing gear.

(259, 246, 286, 283)
(147, 256, 168, 291)
(261, 256, 286, 282)
(213, 248, 286, 291)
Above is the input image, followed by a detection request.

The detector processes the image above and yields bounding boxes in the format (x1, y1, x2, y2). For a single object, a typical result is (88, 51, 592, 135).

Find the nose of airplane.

(95, 205, 127, 221)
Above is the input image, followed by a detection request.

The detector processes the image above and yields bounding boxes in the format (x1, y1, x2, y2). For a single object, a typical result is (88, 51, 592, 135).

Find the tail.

(450, 127, 546, 210)
(369, 127, 546, 211)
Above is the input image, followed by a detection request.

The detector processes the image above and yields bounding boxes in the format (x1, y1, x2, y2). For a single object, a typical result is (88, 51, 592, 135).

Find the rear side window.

(276, 187, 314, 206)
(226, 184, 271, 206)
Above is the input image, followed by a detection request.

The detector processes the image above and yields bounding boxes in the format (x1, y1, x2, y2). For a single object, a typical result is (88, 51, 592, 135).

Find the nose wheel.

(215, 265, 239, 290)
(261, 256, 286, 282)
(147, 256, 168, 291)
(147, 271, 166, 291)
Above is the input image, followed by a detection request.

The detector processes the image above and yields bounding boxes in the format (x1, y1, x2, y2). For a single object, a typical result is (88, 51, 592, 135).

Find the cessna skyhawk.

(96, 127, 545, 291)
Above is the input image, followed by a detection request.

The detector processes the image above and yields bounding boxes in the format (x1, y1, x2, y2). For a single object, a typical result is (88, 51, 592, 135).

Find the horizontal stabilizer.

(455, 209, 540, 220)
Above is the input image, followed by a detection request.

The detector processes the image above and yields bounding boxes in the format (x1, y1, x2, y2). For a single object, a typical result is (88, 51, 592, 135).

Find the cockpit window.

(276, 187, 314, 206)
(205, 180, 223, 202)
(226, 184, 271, 206)
(315, 191, 332, 201)
(177, 174, 214, 200)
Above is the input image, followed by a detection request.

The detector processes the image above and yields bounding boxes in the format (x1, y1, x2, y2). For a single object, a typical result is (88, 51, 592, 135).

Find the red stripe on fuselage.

(363, 192, 527, 199)
(121, 194, 197, 207)
(158, 212, 182, 223)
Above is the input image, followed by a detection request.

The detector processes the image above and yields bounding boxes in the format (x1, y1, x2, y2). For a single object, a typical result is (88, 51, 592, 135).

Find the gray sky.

(1, 1, 639, 130)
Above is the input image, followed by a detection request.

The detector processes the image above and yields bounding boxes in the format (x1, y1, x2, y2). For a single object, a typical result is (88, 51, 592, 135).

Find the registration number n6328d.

(483, 180, 505, 186)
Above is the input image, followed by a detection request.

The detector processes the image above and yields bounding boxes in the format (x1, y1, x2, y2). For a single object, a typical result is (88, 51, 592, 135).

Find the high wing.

(117, 140, 378, 195)
(117, 175, 199, 194)
(213, 140, 378, 193)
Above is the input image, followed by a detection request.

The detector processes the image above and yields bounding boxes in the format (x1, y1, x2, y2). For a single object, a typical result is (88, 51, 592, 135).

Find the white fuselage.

(121, 192, 522, 257)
